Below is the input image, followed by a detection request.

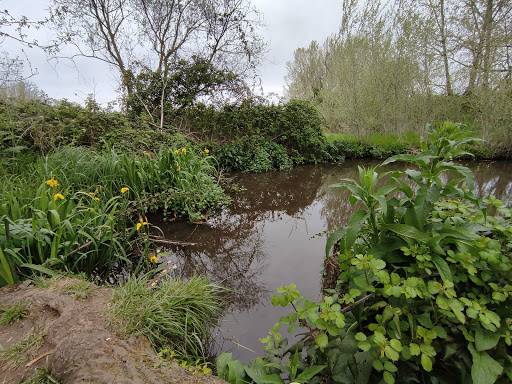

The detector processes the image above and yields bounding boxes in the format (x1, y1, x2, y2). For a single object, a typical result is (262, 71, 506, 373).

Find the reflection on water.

(150, 159, 512, 362)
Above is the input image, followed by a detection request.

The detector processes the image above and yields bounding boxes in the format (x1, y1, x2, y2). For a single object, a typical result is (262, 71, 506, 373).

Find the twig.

(25, 349, 54, 367)
(148, 235, 196, 246)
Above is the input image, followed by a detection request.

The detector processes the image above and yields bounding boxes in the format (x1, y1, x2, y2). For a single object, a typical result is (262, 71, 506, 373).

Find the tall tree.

(50, 0, 264, 98)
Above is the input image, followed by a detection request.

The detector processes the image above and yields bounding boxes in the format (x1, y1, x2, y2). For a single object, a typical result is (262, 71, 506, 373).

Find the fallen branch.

(148, 235, 197, 246)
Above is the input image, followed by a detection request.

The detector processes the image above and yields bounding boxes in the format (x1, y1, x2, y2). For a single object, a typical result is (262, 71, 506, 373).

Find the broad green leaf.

(316, 333, 328, 349)
(384, 361, 397, 372)
(431, 255, 453, 283)
(227, 360, 247, 384)
(294, 365, 327, 382)
(421, 353, 433, 372)
(384, 224, 432, 245)
(383, 370, 395, 384)
(469, 343, 503, 384)
(409, 343, 421, 356)
(345, 210, 369, 252)
(216, 352, 232, 379)
(475, 328, 501, 352)
(326, 226, 348, 258)
(373, 359, 384, 371)
(384, 345, 399, 361)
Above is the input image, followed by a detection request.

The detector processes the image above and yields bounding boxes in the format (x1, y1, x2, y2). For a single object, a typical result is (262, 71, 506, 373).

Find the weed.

(0, 329, 44, 368)
(0, 301, 30, 325)
(110, 274, 226, 363)
(21, 367, 61, 384)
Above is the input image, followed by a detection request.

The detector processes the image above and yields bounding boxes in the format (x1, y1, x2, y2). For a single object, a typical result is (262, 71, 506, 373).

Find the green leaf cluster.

(217, 121, 512, 384)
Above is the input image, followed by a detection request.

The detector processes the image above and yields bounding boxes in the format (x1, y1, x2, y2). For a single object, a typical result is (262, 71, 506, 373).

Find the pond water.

(150, 159, 512, 362)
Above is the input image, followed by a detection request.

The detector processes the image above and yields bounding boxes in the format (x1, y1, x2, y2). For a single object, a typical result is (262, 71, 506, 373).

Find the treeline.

(285, 0, 512, 155)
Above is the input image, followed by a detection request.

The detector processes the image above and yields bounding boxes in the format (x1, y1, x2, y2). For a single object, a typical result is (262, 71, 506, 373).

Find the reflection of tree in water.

(467, 161, 512, 204)
(152, 166, 326, 312)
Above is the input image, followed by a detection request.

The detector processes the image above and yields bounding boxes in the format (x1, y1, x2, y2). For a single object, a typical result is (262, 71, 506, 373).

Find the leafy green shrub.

(180, 99, 330, 164)
(213, 136, 293, 172)
(110, 274, 226, 363)
(216, 121, 512, 384)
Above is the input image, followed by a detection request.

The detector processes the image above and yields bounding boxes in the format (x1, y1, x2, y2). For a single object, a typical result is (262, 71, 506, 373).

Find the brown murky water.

(150, 159, 512, 362)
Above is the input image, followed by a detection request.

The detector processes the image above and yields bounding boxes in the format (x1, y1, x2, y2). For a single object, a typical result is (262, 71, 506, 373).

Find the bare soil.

(0, 278, 228, 384)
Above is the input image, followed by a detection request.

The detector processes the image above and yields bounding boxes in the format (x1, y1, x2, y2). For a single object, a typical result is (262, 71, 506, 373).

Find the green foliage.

(0, 301, 30, 325)
(213, 136, 293, 172)
(20, 367, 61, 384)
(110, 274, 226, 363)
(182, 99, 331, 166)
(126, 57, 241, 124)
(219, 121, 512, 384)
(0, 145, 228, 286)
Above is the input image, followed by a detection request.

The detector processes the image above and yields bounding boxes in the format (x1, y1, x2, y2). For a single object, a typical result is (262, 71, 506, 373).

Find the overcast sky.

(2, 0, 342, 105)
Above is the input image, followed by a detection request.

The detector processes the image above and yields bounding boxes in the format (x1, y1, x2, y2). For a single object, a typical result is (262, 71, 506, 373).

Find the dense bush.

(180, 99, 331, 164)
(216, 122, 512, 384)
(211, 136, 293, 172)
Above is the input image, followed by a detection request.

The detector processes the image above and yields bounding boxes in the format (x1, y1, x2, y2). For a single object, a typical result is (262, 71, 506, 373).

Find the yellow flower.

(143, 151, 150, 155)
(181, 148, 186, 153)
(46, 177, 59, 188)
(150, 255, 158, 263)
(121, 187, 129, 194)
(89, 192, 95, 196)
(136, 222, 142, 231)
(204, 148, 209, 154)
(174, 150, 179, 155)
(53, 193, 64, 200)
(177, 167, 181, 172)
(94, 197, 100, 201)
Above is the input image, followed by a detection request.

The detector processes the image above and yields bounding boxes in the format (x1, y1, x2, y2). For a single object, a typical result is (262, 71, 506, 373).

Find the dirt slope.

(0, 278, 228, 384)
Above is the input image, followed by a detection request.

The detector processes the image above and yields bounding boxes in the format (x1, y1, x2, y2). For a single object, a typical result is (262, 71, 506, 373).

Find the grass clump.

(110, 274, 225, 363)
(21, 367, 61, 384)
(0, 301, 30, 325)
(0, 328, 43, 368)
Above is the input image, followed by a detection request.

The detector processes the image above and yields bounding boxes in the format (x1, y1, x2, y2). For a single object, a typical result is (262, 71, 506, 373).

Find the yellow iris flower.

(46, 177, 59, 188)
(204, 148, 209, 154)
(121, 187, 129, 194)
(53, 193, 64, 200)
(150, 255, 158, 263)
(181, 148, 186, 152)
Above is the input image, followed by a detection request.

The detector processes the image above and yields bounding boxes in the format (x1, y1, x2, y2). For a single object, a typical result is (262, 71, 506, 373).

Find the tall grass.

(110, 274, 226, 362)
(0, 145, 228, 286)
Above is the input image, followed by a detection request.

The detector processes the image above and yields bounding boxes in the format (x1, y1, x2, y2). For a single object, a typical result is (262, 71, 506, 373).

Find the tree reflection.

(151, 166, 326, 312)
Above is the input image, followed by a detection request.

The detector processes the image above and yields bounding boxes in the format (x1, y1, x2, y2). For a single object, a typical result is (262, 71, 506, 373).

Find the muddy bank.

(0, 278, 228, 384)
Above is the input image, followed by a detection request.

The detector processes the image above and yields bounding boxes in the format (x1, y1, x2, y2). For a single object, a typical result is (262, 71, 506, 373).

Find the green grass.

(0, 328, 43, 368)
(0, 144, 228, 287)
(21, 367, 61, 384)
(110, 274, 226, 363)
(0, 301, 30, 325)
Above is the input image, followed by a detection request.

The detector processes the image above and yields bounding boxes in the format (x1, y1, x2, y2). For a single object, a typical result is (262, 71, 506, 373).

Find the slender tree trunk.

(439, 0, 453, 96)
(466, 0, 494, 94)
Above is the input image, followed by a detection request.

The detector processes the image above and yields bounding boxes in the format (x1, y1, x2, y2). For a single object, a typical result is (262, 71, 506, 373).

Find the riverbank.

(0, 276, 228, 384)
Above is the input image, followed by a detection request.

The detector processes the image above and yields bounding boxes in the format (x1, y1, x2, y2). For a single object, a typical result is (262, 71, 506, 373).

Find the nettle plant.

(217, 122, 512, 384)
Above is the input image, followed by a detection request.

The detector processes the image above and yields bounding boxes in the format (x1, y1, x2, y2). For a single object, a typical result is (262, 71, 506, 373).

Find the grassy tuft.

(0, 301, 30, 325)
(0, 328, 44, 368)
(110, 274, 226, 363)
(21, 367, 61, 384)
